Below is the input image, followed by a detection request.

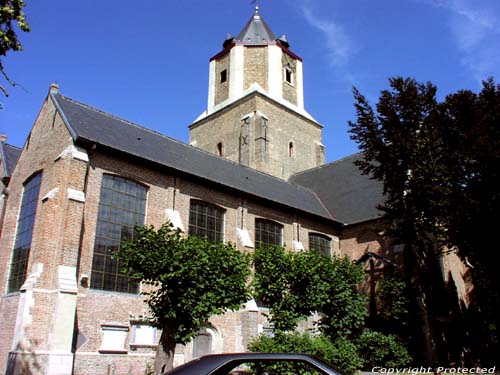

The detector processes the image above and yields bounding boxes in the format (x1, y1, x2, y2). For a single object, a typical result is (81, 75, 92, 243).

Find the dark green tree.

(1, 0, 30, 98)
(348, 77, 500, 366)
(115, 223, 252, 374)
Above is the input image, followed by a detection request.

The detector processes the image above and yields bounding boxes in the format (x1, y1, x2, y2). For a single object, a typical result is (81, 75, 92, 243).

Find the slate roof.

(236, 7, 276, 44)
(0, 141, 22, 177)
(50, 93, 336, 222)
(289, 154, 385, 225)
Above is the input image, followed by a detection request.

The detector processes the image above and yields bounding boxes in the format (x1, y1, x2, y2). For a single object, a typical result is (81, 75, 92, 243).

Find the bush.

(356, 330, 412, 368)
(249, 332, 363, 374)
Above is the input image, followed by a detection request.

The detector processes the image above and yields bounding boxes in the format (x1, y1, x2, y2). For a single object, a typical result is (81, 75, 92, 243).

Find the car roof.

(162, 352, 342, 375)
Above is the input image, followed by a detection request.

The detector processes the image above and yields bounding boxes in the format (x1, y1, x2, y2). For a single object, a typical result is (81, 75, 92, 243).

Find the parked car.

(161, 352, 345, 375)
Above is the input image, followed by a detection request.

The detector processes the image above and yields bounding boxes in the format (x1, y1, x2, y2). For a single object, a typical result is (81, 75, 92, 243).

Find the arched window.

(309, 233, 332, 257)
(255, 219, 283, 247)
(91, 174, 147, 293)
(8, 172, 43, 292)
(188, 200, 225, 242)
(217, 142, 223, 156)
(288, 141, 294, 158)
(193, 330, 213, 358)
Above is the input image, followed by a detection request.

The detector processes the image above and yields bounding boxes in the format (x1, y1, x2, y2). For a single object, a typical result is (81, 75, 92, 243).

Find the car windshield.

(220, 359, 331, 375)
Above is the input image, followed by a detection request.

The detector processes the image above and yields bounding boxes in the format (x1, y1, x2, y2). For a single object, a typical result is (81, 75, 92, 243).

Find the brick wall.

(214, 52, 230, 106)
(244, 46, 268, 92)
(190, 92, 323, 180)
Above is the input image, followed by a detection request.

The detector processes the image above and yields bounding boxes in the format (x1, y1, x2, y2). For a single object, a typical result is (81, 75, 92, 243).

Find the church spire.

(235, 4, 276, 44)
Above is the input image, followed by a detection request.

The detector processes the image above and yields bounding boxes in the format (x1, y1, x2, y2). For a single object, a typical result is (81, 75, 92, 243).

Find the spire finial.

(252, 0, 259, 14)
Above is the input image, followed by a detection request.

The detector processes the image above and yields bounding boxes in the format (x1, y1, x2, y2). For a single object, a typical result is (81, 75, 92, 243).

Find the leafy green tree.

(1, 0, 30, 98)
(253, 246, 367, 335)
(115, 223, 251, 374)
(252, 246, 412, 371)
(348, 77, 500, 366)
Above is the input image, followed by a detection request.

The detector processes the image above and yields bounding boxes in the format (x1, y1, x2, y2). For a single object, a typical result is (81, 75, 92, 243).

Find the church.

(0, 7, 468, 375)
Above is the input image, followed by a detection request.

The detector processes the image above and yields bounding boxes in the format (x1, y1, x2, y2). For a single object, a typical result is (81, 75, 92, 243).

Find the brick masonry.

(0, 91, 341, 374)
(190, 92, 324, 180)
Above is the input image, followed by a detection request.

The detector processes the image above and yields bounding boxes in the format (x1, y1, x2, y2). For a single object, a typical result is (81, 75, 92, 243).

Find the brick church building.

(0, 7, 470, 375)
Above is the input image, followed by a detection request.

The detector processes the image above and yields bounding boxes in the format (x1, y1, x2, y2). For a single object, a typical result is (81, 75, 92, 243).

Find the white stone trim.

(67, 188, 85, 203)
(199, 82, 319, 124)
(268, 45, 283, 101)
(166, 209, 184, 232)
(46, 353, 75, 375)
(296, 60, 305, 109)
(207, 60, 216, 111)
(57, 266, 77, 294)
(236, 228, 254, 248)
(243, 298, 259, 312)
(240, 110, 268, 122)
(42, 187, 59, 201)
(293, 240, 305, 251)
(229, 46, 245, 103)
(13, 263, 44, 351)
(55, 145, 89, 162)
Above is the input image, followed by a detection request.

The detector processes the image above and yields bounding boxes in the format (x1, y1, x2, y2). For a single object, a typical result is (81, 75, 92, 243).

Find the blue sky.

(1, 0, 499, 162)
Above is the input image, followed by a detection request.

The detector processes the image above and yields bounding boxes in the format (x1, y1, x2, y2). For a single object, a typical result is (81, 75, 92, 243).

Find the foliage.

(318, 256, 368, 340)
(348, 77, 500, 365)
(253, 246, 367, 336)
(252, 245, 413, 371)
(249, 332, 363, 374)
(376, 272, 410, 336)
(356, 330, 412, 368)
(1, 0, 30, 97)
(115, 223, 251, 372)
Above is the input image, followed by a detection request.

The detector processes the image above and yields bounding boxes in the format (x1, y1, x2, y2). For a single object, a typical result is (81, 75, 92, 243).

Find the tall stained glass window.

(188, 200, 224, 242)
(90, 175, 147, 293)
(8, 172, 43, 293)
(255, 219, 283, 247)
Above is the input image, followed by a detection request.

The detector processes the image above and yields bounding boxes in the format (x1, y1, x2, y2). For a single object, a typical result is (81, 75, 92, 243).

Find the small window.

(255, 219, 283, 247)
(220, 69, 227, 83)
(193, 330, 213, 358)
(309, 233, 332, 257)
(288, 141, 294, 158)
(217, 142, 223, 156)
(284, 68, 293, 84)
(188, 200, 225, 242)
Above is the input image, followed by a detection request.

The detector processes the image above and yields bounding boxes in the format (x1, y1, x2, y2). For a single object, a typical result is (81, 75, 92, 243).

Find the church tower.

(189, 6, 326, 180)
